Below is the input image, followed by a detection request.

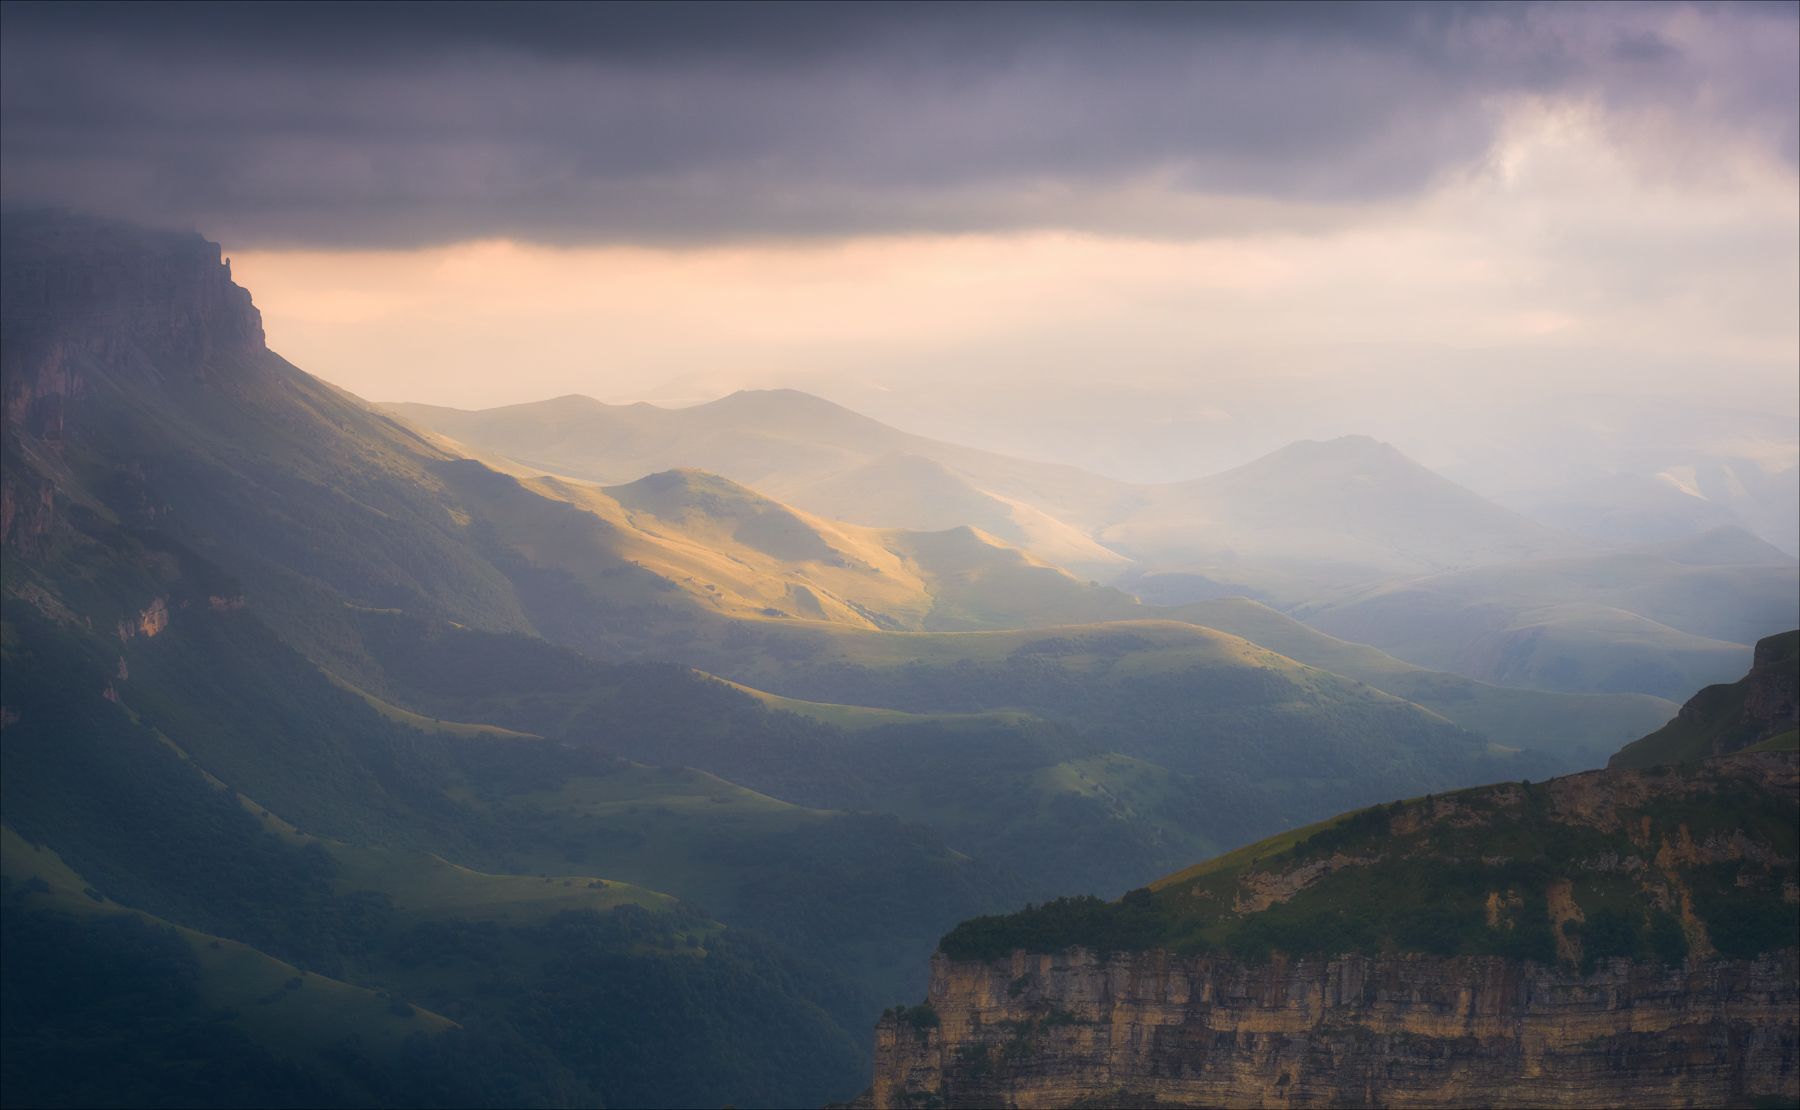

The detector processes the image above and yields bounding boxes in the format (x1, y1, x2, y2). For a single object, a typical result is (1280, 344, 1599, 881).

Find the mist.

(4, 5, 1798, 1108)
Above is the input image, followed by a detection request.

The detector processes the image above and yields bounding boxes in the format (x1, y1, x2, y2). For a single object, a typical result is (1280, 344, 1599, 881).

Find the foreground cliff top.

(943, 635, 1800, 972)
(941, 748, 1798, 972)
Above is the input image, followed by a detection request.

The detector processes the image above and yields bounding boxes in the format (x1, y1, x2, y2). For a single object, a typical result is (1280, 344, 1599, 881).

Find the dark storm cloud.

(2, 1, 1794, 246)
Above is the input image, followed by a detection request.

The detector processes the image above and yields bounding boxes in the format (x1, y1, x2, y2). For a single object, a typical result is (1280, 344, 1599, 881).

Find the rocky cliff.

(871, 945, 1797, 1108)
(864, 750, 1800, 1108)
(1611, 631, 1798, 771)
(1, 210, 264, 439)
(1, 211, 274, 552)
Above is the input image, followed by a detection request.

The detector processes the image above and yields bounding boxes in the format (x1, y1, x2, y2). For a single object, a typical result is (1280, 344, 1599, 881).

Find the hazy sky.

(3, 1, 1796, 480)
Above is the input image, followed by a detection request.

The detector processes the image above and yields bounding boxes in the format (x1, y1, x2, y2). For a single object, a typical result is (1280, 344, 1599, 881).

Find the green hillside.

(327, 607, 1210, 899)
(683, 618, 1563, 850)
(1171, 597, 1678, 759)
(941, 751, 1798, 972)
(0, 498, 1014, 1106)
(936, 643, 1799, 974)
(2, 828, 468, 1105)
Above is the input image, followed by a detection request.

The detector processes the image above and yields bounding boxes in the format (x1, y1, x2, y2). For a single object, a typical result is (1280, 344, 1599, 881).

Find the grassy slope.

(0, 481, 969, 1108)
(935, 641, 1797, 970)
(1, 828, 456, 1063)
(510, 467, 1141, 634)
(710, 675, 1035, 730)
(780, 451, 1131, 578)
(941, 752, 1799, 969)
(1172, 597, 1678, 760)
(331, 609, 1213, 901)
(1610, 630, 1799, 770)
(668, 618, 1576, 877)
(323, 671, 542, 740)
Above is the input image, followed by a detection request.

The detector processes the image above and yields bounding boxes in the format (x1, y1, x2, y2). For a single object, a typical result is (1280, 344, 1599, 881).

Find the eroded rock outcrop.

(871, 946, 1798, 1108)
(867, 749, 1799, 1108)
(1610, 631, 1798, 770)
(1, 211, 265, 400)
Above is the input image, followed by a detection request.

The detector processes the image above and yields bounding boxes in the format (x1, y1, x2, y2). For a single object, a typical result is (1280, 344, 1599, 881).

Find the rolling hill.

(391, 393, 1795, 692)
(387, 400, 1593, 603)
(782, 452, 1131, 579)
(1494, 471, 1748, 547)
(1301, 532, 1799, 700)
(1167, 597, 1678, 760)
(385, 390, 1133, 548)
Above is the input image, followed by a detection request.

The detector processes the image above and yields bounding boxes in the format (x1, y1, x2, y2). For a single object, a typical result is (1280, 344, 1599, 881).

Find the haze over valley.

(2, 4, 1795, 1108)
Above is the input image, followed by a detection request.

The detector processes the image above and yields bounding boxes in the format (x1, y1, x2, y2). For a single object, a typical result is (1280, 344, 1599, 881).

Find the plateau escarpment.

(874, 946, 1797, 1109)
(865, 742, 1800, 1108)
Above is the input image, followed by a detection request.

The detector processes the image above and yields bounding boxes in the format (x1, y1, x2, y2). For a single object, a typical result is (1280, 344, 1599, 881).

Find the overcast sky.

(3, 1, 1795, 479)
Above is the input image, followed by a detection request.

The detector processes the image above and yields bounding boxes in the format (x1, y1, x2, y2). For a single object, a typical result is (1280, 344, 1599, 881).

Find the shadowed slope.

(1610, 630, 1799, 769)
(1301, 541, 1798, 699)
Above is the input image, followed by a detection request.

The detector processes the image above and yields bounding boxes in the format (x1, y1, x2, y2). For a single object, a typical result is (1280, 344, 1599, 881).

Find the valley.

(2, 213, 1794, 1109)
(6, 7, 1796, 1108)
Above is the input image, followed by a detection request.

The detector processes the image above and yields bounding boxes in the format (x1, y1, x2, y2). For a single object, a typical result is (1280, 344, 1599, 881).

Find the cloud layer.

(4, 1, 1794, 246)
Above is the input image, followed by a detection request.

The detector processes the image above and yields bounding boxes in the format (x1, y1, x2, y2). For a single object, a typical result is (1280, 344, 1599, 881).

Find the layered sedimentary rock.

(1, 211, 263, 444)
(872, 946, 1799, 1108)
(869, 748, 1800, 1108)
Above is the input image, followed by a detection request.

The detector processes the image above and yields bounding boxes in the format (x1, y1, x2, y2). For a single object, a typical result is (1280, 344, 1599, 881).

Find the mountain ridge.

(4, 212, 1629, 1107)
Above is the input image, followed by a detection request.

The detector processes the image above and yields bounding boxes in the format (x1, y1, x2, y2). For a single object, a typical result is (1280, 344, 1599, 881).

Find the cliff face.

(0, 211, 265, 439)
(872, 946, 1798, 1108)
(0, 212, 276, 552)
(1611, 631, 1799, 770)
(870, 749, 1799, 1108)
(1732, 633, 1797, 751)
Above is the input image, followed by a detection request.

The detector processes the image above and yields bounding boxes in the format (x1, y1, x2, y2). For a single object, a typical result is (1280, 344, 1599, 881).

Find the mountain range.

(3, 211, 1795, 1108)
(391, 386, 1797, 702)
(387, 395, 1586, 598)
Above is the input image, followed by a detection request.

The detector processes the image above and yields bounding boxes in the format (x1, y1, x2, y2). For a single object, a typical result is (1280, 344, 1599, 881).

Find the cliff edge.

(1610, 630, 1798, 770)
(865, 742, 1799, 1107)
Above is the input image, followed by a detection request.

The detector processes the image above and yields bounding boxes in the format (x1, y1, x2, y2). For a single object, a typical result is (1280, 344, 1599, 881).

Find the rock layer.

(870, 946, 1799, 1108)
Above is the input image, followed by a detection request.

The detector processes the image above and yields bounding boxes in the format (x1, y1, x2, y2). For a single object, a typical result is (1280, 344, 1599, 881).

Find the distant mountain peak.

(1283, 433, 1408, 462)
(697, 387, 885, 427)
(1200, 434, 1455, 493)
(610, 466, 757, 500)
(708, 387, 839, 409)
